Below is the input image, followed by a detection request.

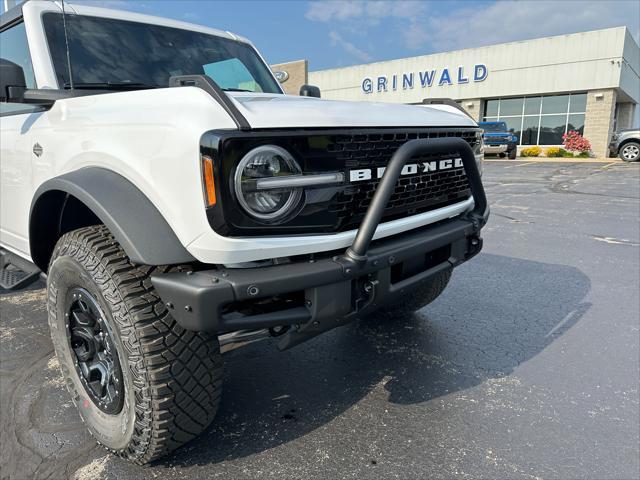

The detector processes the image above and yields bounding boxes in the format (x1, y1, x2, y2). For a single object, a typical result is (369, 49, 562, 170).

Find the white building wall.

(620, 28, 640, 104)
(309, 27, 634, 105)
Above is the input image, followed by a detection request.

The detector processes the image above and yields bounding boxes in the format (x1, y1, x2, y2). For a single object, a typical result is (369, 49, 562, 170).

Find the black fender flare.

(30, 167, 196, 268)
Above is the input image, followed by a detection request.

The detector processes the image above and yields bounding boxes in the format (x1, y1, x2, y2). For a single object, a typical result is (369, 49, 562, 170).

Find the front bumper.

(484, 144, 513, 154)
(152, 137, 489, 349)
(186, 197, 474, 264)
(484, 145, 507, 154)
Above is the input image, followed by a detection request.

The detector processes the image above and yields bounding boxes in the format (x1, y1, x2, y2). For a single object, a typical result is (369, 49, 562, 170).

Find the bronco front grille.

(326, 131, 475, 230)
(204, 128, 479, 236)
(485, 136, 509, 143)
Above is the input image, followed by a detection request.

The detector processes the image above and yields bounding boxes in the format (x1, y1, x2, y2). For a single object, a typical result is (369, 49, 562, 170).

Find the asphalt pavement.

(1, 160, 639, 480)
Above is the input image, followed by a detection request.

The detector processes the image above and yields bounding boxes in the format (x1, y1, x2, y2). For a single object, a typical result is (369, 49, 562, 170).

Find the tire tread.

(48, 225, 222, 464)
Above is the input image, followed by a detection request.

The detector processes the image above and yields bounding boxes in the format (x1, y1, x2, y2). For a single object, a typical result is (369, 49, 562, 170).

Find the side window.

(0, 21, 41, 116)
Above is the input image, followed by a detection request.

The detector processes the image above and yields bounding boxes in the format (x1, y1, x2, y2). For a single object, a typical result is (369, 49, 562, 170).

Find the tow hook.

(354, 278, 378, 313)
(467, 235, 483, 259)
(363, 279, 378, 294)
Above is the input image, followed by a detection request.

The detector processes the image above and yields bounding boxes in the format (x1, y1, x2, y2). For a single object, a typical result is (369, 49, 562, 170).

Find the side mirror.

(299, 84, 321, 98)
(0, 58, 27, 103)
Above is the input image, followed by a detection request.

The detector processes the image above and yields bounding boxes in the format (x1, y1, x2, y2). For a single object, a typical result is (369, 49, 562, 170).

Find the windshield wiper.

(222, 88, 253, 92)
(63, 82, 163, 90)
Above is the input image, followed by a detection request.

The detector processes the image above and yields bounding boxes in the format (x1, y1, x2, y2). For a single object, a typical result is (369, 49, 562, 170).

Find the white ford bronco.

(0, 1, 488, 464)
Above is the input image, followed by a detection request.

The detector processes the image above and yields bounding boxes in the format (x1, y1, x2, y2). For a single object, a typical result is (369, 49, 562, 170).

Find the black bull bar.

(152, 138, 489, 349)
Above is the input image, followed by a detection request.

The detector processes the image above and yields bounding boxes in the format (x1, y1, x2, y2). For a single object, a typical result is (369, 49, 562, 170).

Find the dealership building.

(272, 27, 640, 157)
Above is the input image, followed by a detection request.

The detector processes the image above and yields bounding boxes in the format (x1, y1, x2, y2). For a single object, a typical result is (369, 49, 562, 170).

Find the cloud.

(306, 0, 424, 23)
(307, 1, 426, 61)
(306, 1, 365, 22)
(328, 30, 372, 62)
(407, 1, 640, 52)
(307, 0, 639, 62)
(402, 19, 430, 50)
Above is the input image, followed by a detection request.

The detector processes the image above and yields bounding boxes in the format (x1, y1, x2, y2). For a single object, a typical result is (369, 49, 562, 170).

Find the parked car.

(610, 129, 640, 162)
(478, 121, 518, 159)
(0, 1, 488, 464)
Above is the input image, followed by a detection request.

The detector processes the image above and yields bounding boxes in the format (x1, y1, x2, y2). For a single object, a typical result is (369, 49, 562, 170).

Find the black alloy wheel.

(48, 225, 223, 463)
(65, 287, 124, 414)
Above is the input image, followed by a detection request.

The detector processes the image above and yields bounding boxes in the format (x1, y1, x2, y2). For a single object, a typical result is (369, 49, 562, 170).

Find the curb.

(485, 158, 621, 164)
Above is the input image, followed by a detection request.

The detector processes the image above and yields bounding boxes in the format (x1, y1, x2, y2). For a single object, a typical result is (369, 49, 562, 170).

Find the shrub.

(521, 146, 541, 157)
(545, 147, 562, 157)
(563, 130, 591, 153)
(575, 151, 590, 158)
(545, 147, 573, 157)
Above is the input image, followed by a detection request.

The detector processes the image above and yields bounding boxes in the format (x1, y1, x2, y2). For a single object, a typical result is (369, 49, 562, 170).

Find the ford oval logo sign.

(274, 70, 289, 83)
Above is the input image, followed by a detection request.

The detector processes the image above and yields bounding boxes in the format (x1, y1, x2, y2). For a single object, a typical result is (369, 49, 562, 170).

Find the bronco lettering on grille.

(349, 157, 463, 182)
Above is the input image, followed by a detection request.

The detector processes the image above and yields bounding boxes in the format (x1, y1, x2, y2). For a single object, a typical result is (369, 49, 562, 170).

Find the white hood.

(227, 93, 476, 129)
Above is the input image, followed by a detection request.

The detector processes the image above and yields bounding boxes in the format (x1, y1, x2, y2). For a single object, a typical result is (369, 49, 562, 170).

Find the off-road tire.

(508, 147, 517, 159)
(47, 225, 222, 464)
(381, 269, 452, 315)
(619, 141, 640, 162)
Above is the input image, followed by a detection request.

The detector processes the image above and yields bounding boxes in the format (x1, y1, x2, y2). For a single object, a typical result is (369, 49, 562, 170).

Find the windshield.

(42, 13, 282, 93)
(480, 122, 508, 132)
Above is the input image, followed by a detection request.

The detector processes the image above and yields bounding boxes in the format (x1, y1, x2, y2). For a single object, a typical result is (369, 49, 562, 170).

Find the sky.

(5, 0, 640, 71)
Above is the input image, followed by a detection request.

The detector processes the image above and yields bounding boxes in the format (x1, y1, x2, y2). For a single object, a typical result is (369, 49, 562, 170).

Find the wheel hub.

(622, 145, 639, 160)
(65, 288, 124, 414)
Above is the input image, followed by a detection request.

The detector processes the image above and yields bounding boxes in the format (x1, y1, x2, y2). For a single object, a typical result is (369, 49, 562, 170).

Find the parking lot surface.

(1, 161, 639, 480)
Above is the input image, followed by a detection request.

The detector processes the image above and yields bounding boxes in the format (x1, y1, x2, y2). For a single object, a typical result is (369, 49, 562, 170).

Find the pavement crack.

(492, 212, 533, 224)
(546, 164, 640, 199)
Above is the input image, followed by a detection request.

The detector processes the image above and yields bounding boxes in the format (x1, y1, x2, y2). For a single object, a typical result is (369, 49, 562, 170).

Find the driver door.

(0, 21, 43, 257)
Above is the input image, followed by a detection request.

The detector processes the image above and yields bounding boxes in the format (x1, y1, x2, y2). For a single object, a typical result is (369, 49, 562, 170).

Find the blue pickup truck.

(478, 121, 518, 159)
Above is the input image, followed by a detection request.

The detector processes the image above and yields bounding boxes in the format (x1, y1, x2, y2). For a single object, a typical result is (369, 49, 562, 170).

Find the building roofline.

(623, 26, 640, 51)
(271, 59, 308, 66)
(309, 26, 631, 74)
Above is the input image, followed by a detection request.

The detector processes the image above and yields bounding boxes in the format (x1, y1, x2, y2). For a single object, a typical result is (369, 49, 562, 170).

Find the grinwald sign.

(362, 64, 488, 94)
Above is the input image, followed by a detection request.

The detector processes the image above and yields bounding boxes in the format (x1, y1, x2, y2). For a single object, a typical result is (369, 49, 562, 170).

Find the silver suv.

(610, 129, 640, 162)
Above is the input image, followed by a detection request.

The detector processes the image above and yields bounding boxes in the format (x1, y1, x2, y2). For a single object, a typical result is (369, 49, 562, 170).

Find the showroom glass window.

(483, 93, 587, 146)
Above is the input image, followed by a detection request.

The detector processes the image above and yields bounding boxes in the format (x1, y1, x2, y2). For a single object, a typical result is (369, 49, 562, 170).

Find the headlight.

(234, 145, 303, 222)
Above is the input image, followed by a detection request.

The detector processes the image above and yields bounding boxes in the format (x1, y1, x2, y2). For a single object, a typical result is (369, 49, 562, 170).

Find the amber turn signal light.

(202, 155, 217, 207)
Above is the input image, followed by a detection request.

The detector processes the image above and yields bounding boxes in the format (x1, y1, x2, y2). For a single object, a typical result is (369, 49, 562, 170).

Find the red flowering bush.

(563, 130, 591, 153)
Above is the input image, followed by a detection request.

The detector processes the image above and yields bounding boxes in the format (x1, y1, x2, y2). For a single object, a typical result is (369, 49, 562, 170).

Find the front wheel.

(47, 225, 223, 464)
(508, 147, 517, 159)
(619, 142, 640, 162)
(380, 269, 452, 315)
